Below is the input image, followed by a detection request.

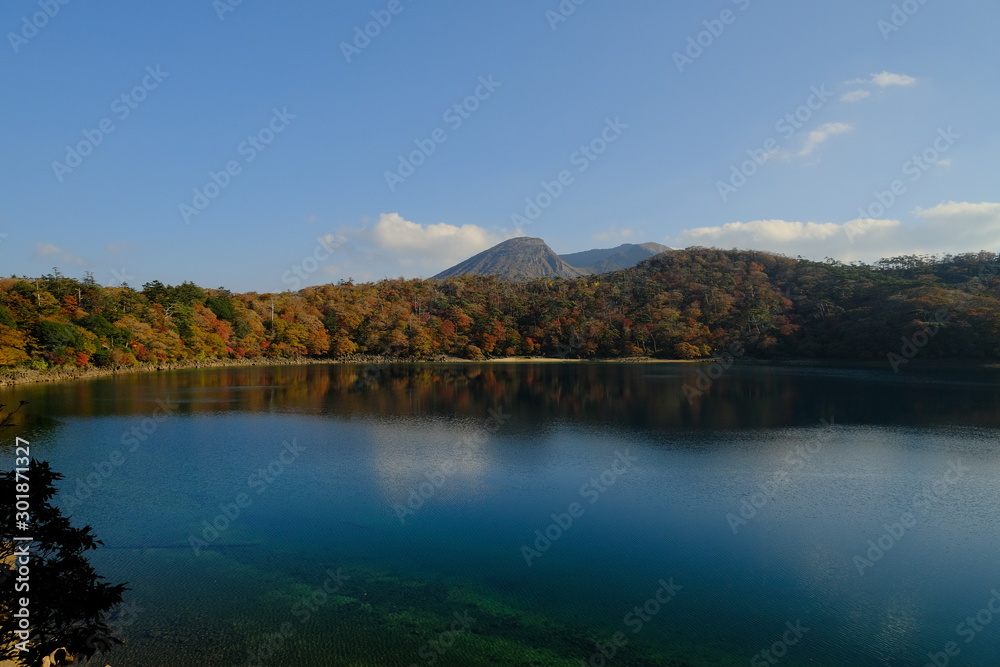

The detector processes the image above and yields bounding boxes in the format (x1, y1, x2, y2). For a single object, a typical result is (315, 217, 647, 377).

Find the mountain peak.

(433, 237, 673, 280)
(433, 237, 588, 280)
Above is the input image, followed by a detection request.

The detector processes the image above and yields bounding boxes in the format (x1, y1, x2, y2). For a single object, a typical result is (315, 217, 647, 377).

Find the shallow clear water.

(3, 363, 1000, 666)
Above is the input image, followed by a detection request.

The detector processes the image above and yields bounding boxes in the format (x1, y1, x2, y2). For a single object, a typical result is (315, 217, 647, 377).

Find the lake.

(3, 362, 1000, 666)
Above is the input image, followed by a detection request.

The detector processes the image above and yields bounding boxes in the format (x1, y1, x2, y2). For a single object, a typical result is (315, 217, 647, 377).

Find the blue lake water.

(3, 362, 1000, 665)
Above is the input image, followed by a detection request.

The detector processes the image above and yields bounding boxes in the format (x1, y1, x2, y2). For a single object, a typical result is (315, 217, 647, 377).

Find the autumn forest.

(2, 248, 999, 372)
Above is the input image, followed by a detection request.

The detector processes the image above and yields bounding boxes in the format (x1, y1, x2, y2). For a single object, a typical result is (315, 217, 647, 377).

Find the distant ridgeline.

(1, 248, 999, 368)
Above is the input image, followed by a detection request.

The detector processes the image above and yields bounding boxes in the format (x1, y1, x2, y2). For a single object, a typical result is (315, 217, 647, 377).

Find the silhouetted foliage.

(1, 403, 128, 666)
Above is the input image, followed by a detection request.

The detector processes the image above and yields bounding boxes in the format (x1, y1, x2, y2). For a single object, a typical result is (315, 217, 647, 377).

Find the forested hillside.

(1, 248, 998, 370)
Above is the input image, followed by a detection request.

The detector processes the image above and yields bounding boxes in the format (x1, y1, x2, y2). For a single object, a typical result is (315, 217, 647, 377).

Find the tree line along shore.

(1, 248, 998, 383)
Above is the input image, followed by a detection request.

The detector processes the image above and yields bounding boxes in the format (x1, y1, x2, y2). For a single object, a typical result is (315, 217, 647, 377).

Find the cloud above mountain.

(331, 213, 505, 279)
(670, 201, 1000, 261)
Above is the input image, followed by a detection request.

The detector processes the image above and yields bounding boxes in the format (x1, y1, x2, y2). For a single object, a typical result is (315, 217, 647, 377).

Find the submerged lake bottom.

(4, 362, 1000, 666)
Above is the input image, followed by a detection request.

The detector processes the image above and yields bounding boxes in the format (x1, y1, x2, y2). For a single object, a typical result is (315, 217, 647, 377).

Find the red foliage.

(131, 341, 148, 362)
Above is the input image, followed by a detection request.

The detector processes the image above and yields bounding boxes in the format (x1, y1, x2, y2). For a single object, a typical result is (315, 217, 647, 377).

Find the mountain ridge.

(432, 237, 590, 280)
(559, 242, 671, 274)
(433, 238, 671, 280)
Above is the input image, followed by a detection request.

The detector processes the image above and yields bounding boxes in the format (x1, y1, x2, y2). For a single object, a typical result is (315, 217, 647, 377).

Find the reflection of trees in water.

(2, 364, 999, 432)
(0, 401, 64, 454)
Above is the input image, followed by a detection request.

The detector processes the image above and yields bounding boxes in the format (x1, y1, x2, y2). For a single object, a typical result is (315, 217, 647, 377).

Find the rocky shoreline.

(0, 355, 426, 388)
(0, 354, 692, 388)
(4, 355, 994, 389)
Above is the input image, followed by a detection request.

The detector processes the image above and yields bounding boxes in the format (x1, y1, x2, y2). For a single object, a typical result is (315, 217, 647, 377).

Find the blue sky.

(2, 0, 998, 292)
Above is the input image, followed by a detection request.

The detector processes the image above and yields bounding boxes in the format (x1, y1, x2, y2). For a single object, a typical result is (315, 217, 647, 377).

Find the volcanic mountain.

(433, 238, 672, 280)
(432, 237, 587, 280)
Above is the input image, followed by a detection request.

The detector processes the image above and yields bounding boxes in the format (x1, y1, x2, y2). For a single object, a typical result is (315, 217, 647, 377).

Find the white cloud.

(870, 71, 917, 87)
(680, 219, 890, 245)
(672, 217, 893, 260)
(669, 202, 1000, 262)
(593, 224, 635, 242)
(936, 158, 953, 167)
(799, 122, 853, 156)
(914, 201, 1000, 244)
(35, 242, 85, 266)
(365, 213, 500, 258)
(318, 233, 347, 249)
(916, 201, 1000, 221)
(335, 213, 506, 277)
(840, 89, 871, 103)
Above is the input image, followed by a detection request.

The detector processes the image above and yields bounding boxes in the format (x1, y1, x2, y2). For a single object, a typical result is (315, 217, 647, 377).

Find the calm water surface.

(3, 363, 1000, 666)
